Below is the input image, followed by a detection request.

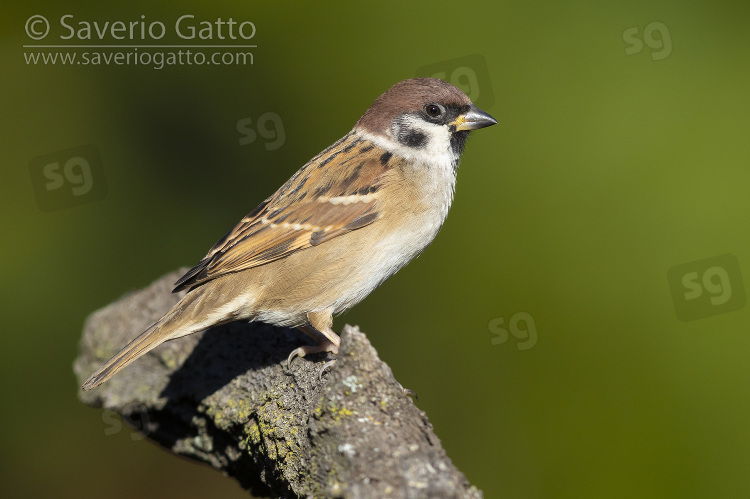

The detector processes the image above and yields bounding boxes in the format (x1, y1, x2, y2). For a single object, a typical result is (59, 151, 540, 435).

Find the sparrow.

(82, 77, 496, 391)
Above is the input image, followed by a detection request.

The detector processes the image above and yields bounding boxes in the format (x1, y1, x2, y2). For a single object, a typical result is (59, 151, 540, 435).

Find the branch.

(74, 270, 483, 498)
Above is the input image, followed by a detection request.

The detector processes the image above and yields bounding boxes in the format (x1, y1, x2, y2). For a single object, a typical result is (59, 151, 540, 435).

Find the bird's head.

(355, 77, 497, 164)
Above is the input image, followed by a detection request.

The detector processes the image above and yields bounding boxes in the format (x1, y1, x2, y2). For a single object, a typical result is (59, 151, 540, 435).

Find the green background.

(3, 1, 750, 497)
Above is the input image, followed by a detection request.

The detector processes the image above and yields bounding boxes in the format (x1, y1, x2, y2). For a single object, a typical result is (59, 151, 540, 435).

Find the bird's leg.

(287, 311, 415, 395)
(286, 308, 340, 370)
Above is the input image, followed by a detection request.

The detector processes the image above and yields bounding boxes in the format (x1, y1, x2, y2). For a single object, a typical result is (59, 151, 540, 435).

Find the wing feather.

(173, 132, 393, 292)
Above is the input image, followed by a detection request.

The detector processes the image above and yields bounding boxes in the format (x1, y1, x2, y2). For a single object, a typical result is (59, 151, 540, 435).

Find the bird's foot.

(397, 382, 418, 401)
(318, 359, 336, 380)
(285, 340, 339, 371)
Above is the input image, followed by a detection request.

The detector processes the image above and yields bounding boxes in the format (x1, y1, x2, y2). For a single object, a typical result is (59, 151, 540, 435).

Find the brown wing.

(173, 132, 393, 292)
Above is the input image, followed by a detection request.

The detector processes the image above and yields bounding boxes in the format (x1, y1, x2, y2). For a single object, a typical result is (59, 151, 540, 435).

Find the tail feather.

(81, 318, 175, 391)
(81, 279, 248, 391)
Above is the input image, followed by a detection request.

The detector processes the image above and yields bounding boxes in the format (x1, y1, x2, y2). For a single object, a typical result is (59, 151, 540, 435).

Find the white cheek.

(358, 121, 458, 173)
(390, 115, 453, 158)
(356, 123, 459, 222)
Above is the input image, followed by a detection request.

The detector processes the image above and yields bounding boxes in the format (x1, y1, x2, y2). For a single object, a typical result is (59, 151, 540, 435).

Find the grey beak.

(452, 105, 498, 131)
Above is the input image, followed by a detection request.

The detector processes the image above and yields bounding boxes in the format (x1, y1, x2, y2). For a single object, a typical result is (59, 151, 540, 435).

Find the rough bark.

(74, 269, 482, 499)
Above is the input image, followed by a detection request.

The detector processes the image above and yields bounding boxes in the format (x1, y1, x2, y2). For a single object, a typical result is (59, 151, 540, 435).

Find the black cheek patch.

(398, 129, 428, 149)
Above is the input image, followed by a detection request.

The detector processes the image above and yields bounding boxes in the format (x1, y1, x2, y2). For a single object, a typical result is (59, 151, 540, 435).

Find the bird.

(81, 77, 497, 391)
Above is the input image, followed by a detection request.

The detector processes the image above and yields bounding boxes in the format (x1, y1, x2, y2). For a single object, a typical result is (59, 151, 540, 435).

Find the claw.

(319, 359, 336, 380)
(394, 380, 418, 401)
(286, 347, 303, 371)
(401, 387, 418, 401)
(286, 318, 340, 372)
(285, 341, 338, 371)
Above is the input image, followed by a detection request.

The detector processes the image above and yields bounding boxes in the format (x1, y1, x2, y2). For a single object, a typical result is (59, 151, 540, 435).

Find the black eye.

(424, 103, 444, 118)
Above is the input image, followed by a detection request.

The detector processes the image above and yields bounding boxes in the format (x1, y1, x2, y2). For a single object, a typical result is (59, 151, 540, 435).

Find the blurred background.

(3, 1, 750, 497)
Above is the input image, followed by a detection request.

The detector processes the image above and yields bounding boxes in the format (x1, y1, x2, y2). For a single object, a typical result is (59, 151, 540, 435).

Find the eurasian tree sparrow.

(82, 77, 496, 391)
